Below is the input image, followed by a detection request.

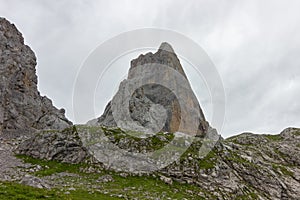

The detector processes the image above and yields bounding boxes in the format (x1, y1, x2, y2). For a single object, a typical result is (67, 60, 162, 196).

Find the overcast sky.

(1, 0, 299, 138)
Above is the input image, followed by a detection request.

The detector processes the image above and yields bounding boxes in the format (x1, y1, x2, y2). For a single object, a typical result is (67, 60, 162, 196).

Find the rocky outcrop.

(75, 124, 300, 199)
(0, 18, 72, 138)
(16, 126, 90, 164)
(89, 42, 210, 136)
(161, 127, 300, 199)
(19, 174, 50, 189)
(85, 125, 300, 199)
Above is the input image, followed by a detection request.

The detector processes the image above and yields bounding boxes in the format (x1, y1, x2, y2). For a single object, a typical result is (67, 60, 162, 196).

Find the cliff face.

(0, 18, 72, 138)
(89, 42, 210, 136)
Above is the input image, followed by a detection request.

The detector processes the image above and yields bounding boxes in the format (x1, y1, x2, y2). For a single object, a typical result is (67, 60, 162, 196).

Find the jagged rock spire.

(89, 42, 210, 136)
(129, 42, 187, 79)
(159, 42, 175, 53)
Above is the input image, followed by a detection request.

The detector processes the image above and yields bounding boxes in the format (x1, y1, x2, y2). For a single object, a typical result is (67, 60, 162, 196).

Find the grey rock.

(161, 127, 300, 199)
(0, 137, 34, 182)
(78, 126, 202, 173)
(159, 175, 173, 185)
(68, 187, 76, 191)
(0, 17, 72, 139)
(19, 174, 50, 189)
(88, 42, 211, 136)
(97, 174, 114, 183)
(16, 126, 90, 164)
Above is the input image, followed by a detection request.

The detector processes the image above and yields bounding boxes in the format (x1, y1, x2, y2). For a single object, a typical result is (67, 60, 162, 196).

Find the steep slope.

(0, 18, 72, 138)
(89, 42, 210, 136)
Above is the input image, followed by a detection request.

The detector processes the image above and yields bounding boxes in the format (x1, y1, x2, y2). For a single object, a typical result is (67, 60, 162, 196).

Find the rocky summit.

(88, 42, 210, 136)
(0, 18, 299, 200)
(0, 18, 72, 139)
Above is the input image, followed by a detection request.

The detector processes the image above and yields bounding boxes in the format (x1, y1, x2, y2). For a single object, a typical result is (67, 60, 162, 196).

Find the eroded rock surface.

(89, 42, 210, 136)
(0, 17, 71, 139)
(16, 126, 90, 164)
(162, 127, 300, 199)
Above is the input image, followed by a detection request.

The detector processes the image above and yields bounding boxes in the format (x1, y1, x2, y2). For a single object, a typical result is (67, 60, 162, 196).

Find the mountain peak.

(158, 42, 175, 53)
(89, 42, 209, 136)
(129, 42, 187, 79)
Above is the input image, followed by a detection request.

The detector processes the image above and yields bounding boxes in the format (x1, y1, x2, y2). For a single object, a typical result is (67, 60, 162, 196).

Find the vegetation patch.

(226, 151, 249, 164)
(225, 133, 258, 146)
(15, 155, 89, 176)
(293, 131, 300, 136)
(228, 138, 253, 146)
(264, 134, 282, 141)
(272, 164, 294, 176)
(235, 192, 259, 200)
(197, 150, 218, 170)
(179, 140, 219, 170)
(273, 148, 288, 160)
(13, 154, 212, 199)
(225, 150, 260, 170)
(101, 126, 175, 152)
(0, 181, 119, 200)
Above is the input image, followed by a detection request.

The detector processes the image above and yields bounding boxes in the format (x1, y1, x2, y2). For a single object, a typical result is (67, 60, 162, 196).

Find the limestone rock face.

(16, 126, 90, 164)
(90, 42, 209, 136)
(0, 18, 72, 138)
